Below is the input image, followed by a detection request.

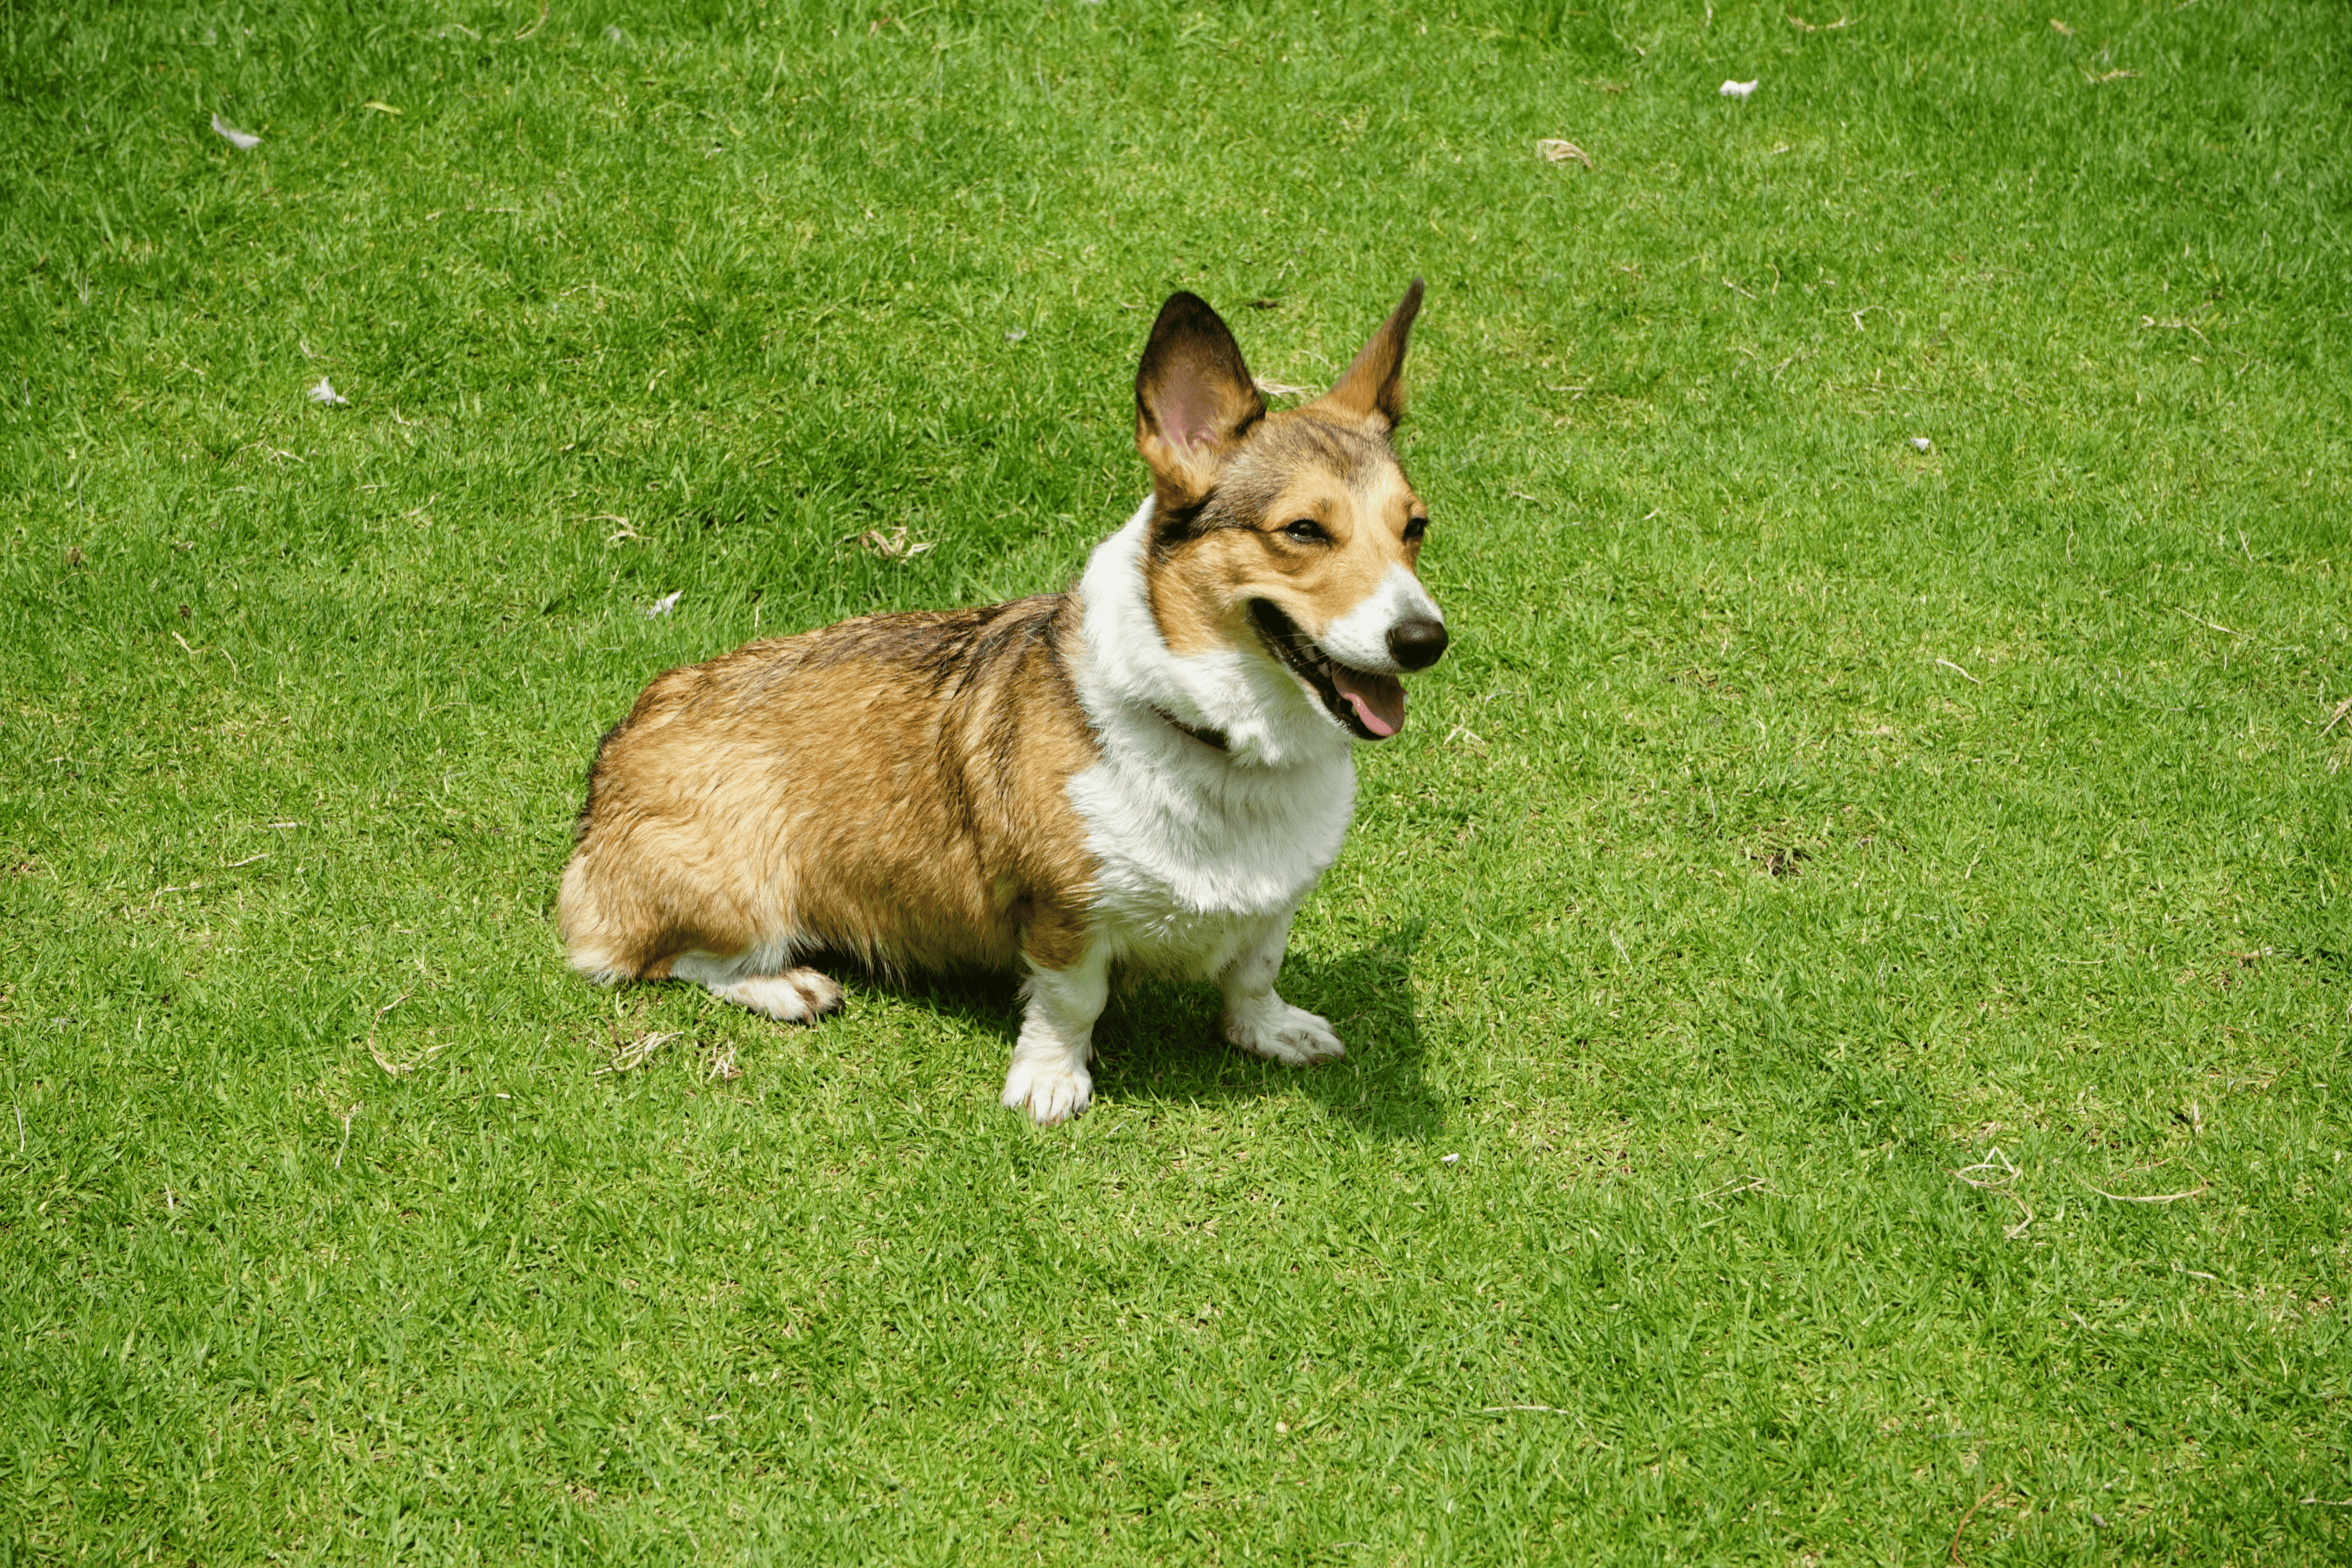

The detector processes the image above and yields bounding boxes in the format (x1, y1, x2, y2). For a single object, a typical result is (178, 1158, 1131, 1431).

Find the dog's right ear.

(1312, 277, 1424, 432)
(1135, 292, 1266, 512)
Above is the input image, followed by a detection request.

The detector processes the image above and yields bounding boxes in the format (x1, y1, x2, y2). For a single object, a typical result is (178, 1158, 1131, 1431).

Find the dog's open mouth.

(1248, 600, 1407, 740)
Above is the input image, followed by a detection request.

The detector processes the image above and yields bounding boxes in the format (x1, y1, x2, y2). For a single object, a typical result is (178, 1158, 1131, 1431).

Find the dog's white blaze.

(1066, 497, 1357, 980)
(1314, 563, 1443, 673)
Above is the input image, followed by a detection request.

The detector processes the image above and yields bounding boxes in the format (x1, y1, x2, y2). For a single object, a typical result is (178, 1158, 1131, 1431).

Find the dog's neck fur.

(1072, 496, 1357, 771)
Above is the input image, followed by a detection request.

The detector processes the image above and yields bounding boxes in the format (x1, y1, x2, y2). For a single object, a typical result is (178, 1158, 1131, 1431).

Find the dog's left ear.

(1136, 292, 1266, 510)
(1312, 277, 1424, 431)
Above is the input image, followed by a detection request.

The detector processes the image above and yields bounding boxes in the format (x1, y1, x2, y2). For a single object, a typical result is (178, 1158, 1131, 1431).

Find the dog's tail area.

(560, 722, 645, 983)
(558, 854, 648, 984)
(559, 822, 770, 987)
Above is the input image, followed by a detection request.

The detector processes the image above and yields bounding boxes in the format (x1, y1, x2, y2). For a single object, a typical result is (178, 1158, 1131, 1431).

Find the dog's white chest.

(1068, 746, 1355, 971)
(1061, 494, 1371, 977)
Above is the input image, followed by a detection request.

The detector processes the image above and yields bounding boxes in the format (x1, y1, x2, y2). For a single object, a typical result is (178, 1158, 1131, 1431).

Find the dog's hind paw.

(1002, 1060, 1093, 1125)
(1225, 995, 1347, 1067)
(716, 968, 843, 1024)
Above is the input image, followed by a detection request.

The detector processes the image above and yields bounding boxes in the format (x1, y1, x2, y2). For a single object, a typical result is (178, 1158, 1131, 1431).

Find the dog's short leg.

(1220, 909, 1346, 1067)
(669, 952, 844, 1024)
(1002, 941, 1109, 1126)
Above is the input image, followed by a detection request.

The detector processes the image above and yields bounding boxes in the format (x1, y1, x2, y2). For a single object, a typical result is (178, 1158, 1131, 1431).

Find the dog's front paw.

(1225, 995, 1347, 1067)
(1002, 1059, 1093, 1125)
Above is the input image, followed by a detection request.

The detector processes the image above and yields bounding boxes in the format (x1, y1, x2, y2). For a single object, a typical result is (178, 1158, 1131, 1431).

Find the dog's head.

(1132, 281, 1444, 741)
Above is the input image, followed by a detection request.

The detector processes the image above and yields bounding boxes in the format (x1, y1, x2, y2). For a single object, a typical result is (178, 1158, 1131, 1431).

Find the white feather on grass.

(211, 113, 261, 150)
(1719, 79, 1759, 99)
(306, 377, 347, 407)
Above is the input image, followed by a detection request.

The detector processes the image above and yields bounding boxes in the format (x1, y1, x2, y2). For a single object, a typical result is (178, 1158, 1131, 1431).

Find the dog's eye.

(1403, 516, 1428, 544)
(1282, 519, 1328, 544)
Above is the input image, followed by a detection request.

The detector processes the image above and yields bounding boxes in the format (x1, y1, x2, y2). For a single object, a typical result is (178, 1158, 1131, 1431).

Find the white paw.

(785, 968, 845, 1014)
(1001, 1059, 1093, 1125)
(717, 968, 842, 1024)
(1225, 997, 1347, 1067)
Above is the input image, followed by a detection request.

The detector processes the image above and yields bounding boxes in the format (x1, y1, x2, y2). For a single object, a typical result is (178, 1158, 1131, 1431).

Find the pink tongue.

(1330, 666, 1406, 737)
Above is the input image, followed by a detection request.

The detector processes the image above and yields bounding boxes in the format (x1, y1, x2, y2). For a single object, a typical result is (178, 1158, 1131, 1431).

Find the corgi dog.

(559, 281, 1446, 1123)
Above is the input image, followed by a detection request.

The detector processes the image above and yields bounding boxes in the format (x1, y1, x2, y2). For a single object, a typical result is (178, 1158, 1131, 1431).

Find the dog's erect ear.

(1135, 292, 1266, 509)
(1312, 278, 1424, 431)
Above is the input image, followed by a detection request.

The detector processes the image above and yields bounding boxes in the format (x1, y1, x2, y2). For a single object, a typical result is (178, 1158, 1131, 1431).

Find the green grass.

(3, 0, 2349, 1560)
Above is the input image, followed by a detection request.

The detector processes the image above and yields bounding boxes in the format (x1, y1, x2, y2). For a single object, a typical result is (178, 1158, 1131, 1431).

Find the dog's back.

(560, 593, 1100, 986)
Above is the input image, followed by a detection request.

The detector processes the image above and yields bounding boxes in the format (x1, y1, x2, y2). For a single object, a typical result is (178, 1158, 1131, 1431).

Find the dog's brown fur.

(560, 592, 1101, 982)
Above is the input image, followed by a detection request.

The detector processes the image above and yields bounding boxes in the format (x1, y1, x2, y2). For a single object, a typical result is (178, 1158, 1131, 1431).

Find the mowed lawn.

(3, 0, 2348, 1560)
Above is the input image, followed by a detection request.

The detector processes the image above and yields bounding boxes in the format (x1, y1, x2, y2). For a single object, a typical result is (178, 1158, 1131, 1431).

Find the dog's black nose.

(1388, 618, 1448, 671)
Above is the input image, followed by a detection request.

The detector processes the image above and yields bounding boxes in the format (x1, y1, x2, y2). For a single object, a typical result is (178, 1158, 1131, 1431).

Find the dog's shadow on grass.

(807, 922, 1440, 1136)
(1092, 919, 1442, 1138)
